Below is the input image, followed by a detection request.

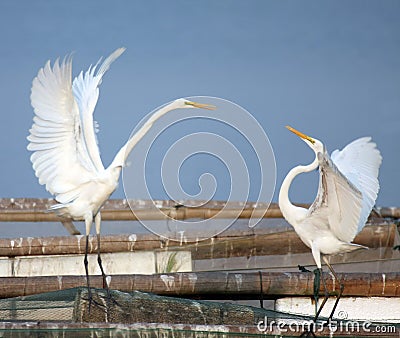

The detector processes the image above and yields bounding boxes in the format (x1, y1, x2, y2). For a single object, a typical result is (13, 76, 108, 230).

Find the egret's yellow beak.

(185, 101, 216, 110)
(286, 125, 315, 144)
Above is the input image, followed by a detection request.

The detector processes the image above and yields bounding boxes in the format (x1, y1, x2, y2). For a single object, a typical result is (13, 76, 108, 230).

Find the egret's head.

(286, 125, 324, 154)
(172, 98, 216, 110)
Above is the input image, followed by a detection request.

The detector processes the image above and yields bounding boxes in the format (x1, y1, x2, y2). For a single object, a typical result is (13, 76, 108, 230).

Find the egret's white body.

(279, 126, 382, 268)
(27, 48, 215, 303)
(279, 126, 382, 319)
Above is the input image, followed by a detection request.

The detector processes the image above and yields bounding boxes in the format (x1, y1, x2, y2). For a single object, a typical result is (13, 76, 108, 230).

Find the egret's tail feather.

(341, 242, 368, 253)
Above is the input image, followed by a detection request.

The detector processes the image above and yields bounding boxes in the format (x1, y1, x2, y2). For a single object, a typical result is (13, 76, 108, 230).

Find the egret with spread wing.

(279, 126, 382, 320)
(27, 48, 215, 308)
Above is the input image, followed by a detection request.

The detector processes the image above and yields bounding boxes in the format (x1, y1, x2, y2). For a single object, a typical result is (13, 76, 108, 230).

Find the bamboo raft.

(0, 198, 399, 336)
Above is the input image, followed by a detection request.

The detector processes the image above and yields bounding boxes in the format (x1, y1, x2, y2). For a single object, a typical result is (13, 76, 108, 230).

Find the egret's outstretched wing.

(308, 151, 363, 243)
(28, 57, 98, 203)
(28, 49, 126, 204)
(72, 48, 125, 171)
(331, 137, 382, 232)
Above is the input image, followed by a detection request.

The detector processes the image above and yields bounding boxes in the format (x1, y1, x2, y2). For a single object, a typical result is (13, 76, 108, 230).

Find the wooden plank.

(0, 223, 395, 258)
(0, 271, 399, 299)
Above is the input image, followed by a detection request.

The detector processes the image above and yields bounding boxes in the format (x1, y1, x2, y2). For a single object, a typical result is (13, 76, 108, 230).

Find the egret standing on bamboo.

(27, 48, 215, 307)
(279, 125, 382, 320)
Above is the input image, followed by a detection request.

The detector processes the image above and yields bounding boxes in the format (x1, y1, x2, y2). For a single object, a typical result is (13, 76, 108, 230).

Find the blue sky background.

(0, 1, 399, 208)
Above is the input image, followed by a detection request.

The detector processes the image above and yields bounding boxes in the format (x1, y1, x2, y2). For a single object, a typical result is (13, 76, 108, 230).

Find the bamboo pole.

(0, 198, 277, 222)
(0, 223, 395, 258)
(0, 271, 399, 299)
(0, 198, 398, 222)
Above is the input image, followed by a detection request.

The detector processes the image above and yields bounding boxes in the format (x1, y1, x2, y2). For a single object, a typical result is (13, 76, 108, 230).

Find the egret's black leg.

(83, 235, 105, 312)
(96, 234, 114, 300)
(301, 271, 320, 338)
(299, 268, 324, 337)
(298, 263, 324, 327)
(84, 235, 93, 312)
(323, 257, 344, 321)
(94, 213, 108, 291)
(314, 268, 329, 322)
(96, 233, 108, 289)
(258, 271, 264, 309)
(96, 234, 119, 307)
(94, 212, 118, 306)
(313, 268, 320, 316)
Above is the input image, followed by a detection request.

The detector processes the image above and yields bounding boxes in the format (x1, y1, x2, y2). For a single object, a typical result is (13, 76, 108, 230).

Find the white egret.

(279, 125, 382, 320)
(27, 48, 215, 307)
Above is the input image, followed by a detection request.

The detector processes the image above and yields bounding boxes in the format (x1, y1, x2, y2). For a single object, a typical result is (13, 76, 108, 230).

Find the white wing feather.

(314, 152, 363, 242)
(27, 49, 125, 204)
(309, 138, 381, 242)
(28, 57, 97, 203)
(72, 47, 125, 171)
(331, 137, 382, 233)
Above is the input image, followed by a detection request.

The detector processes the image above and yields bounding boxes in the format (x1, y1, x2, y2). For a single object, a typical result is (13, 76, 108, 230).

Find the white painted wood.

(275, 297, 400, 323)
(0, 259, 11, 276)
(0, 251, 192, 276)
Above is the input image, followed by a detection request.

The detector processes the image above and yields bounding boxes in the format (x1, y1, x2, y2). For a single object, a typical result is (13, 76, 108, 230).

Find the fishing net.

(0, 287, 398, 337)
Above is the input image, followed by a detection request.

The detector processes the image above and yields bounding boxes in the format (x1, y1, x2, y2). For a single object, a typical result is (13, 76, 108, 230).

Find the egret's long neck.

(278, 156, 319, 225)
(109, 103, 175, 169)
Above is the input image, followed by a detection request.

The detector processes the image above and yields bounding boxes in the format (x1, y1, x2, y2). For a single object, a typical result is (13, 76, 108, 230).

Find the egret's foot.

(298, 265, 311, 272)
(83, 288, 107, 313)
(102, 287, 120, 307)
(101, 275, 120, 307)
(87, 297, 106, 313)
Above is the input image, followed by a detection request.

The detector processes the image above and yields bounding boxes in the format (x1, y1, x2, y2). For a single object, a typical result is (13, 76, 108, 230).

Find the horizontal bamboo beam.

(1, 321, 393, 337)
(0, 198, 398, 222)
(0, 223, 395, 258)
(0, 271, 399, 299)
(376, 206, 400, 219)
(0, 198, 277, 222)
